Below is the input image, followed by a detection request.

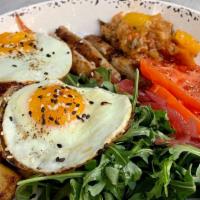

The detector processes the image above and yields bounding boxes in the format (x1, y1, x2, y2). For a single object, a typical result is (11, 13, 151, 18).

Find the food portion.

(0, 9, 200, 200)
(100, 12, 200, 67)
(0, 164, 20, 200)
(1, 80, 131, 173)
(0, 31, 72, 82)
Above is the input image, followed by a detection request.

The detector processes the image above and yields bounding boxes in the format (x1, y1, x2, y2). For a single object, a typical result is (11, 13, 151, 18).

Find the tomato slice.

(140, 58, 200, 111)
(142, 85, 200, 146)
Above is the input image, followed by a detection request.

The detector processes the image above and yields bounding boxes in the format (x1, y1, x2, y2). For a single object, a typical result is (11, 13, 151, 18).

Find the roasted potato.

(0, 164, 20, 200)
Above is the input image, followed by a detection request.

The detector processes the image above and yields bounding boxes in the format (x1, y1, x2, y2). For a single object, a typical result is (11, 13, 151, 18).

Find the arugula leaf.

(132, 68, 139, 111)
(17, 172, 85, 186)
(95, 67, 111, 82)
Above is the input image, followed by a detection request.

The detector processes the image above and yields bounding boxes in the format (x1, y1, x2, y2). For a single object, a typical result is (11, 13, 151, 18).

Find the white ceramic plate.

(0, 0, 200, 63)
(0, 0, 200, 199)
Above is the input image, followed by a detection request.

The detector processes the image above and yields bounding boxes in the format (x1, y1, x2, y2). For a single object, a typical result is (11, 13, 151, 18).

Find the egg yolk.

(0, 32, 36, 55)
(29, 85, 85, 126)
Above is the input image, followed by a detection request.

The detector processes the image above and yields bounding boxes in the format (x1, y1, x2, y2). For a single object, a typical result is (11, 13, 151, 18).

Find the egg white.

(2, 80, 132, 173)
(0, 33, 72, 82)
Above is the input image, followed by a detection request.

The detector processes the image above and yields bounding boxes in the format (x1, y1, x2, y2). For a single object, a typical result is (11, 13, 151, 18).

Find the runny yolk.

(0, 32, 36, 55)
(29, 85, 85, 126)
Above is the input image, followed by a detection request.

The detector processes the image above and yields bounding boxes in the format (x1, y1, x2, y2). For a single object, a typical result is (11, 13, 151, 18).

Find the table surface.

(0, 0, 199, 14)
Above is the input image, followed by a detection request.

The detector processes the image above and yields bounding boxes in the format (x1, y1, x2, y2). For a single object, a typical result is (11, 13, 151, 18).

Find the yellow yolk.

(0, 32, 36, 55)
(29, 85, 85, 126)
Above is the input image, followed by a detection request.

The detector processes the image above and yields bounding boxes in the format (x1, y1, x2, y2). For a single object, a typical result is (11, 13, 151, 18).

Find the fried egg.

(0, 32, 72, 82)
(1, 80, 132, 174)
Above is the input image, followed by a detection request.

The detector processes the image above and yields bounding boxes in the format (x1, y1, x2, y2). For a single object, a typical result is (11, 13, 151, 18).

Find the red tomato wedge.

(143, 85, 200, 147)
(140, 58, 200, 111)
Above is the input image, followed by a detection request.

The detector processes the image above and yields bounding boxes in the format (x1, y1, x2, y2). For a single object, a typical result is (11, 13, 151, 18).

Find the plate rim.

(0, 0, 200, 19)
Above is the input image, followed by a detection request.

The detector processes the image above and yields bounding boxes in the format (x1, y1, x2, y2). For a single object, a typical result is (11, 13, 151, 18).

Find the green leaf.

(171, 165, 196, 199)
(83, 155, 109, 187)
(132, 68, 139, 111)
(95, 67, 111, 82)
(147, 158, 173, 199)
(65, 74, 80, 86)
(18, 172, 85, 186)
(108, 145, 129, 165)
(70, 179, 82, 200)
(16, 184, 37, 200)
(104, 192, 115, 200)
(102, 81, 115, 92)
(131, 148, 153, 164)
(123, 162, 142, 184)
(88, 181, 106, 196)
(169, 144, 200, 160)
(196, 164, 200, 177)
(105, 166, 119, 185)
(85, 160, 97, 171)
(128, 193, 146, 200)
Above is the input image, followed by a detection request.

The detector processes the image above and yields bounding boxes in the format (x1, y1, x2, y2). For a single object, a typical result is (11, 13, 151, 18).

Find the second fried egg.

(0, 32, 72, 82)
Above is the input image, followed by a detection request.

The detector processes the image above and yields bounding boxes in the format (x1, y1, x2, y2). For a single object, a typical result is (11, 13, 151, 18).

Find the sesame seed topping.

(41, 107, 45, 113)
(86, 114, 90, 119)
(57, 144, 62, 148)
(100, 101, 111, 106)
(9, 116, 13, 121)
(89, 101, 94, 104)
(46, 53, 51, 57)
(72, 111, 76, 115)
(55, 120, 60, 125)
(55, 157, 65, 162)
(28, 111, 32, 116)
(49, 116, 54, 121)
(38, 95, 43, 99)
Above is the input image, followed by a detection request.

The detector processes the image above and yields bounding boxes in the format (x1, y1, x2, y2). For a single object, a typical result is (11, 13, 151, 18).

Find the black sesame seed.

(76, 115, 84, 122)
(60, 86, 65, 89)
(52, 51, 55, 54)
(76, 103, 80, 107)
(44, 72, 48, 75)
(41, 107, 45, 113)
(38, 95, 43, 99)
(9, 116, 13, 121)
(72, 111, 76, 115)
(66, 51, 70, 54)
(66, 102, 72, 106)
(53, 94, 58, 98)
(86, 114, 90, 119)
(28, 111, 32, 116)
(12, 64, 17, 67)
(89, 101, 94, 104)
(46, 53, 51, 57)
(40, 48, 43, 51)
(49, 116, 54, 121)
(55, 120, 60, 125)
(82, 114, 86, 118)
(57, 144, 62, 148)
(55, 157, 65, 162)
(68, 94, 73, 98)
(101, 101, 111, 106)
